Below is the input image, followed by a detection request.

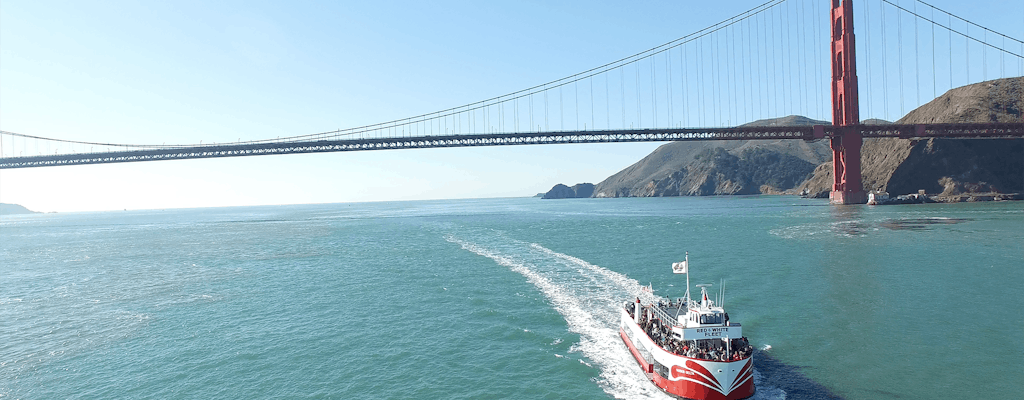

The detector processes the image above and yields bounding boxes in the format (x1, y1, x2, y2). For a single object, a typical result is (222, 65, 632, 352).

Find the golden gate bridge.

(2, 0, 1022, 204)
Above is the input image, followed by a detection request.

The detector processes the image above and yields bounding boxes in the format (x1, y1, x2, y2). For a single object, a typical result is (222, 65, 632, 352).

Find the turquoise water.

(2, 196, 1021, 399)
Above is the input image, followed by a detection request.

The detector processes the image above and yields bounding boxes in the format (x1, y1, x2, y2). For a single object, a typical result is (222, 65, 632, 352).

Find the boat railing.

(650, 303, 679, 326)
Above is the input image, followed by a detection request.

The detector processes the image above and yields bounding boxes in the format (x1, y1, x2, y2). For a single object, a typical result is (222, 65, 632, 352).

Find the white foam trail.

(448, 233, 786, 400)
(448, 235, 668, 399)
(529, 243, 660, 305)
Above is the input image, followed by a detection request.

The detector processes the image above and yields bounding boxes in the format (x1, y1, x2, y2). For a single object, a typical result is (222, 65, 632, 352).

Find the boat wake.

(446, 232, 786, 400)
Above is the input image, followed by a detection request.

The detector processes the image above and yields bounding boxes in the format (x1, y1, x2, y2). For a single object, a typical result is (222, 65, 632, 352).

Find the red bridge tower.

(830, 0, 867, 204)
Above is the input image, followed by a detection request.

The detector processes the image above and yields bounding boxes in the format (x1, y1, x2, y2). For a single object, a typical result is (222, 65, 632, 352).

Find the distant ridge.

(591, 115, 831, 197)
(0, 203, 40, 215)
(542, 183, 595, 199)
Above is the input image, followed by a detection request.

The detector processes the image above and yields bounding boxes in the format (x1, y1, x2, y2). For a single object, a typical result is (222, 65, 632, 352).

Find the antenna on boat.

(718, 278, 725, 309)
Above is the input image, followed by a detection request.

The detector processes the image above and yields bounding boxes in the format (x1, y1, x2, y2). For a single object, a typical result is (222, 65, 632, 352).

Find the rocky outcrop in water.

(542, 183, 595, 199)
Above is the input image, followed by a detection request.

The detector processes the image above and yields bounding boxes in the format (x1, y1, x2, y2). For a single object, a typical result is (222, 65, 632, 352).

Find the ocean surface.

(2, 196, 1021, 399)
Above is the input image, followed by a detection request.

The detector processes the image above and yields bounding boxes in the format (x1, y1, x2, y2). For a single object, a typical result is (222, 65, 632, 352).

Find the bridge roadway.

(1, 123, 1021, 169)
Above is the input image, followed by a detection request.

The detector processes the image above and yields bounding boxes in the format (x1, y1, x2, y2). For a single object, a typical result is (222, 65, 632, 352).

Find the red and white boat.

(620, 254, 755, 400)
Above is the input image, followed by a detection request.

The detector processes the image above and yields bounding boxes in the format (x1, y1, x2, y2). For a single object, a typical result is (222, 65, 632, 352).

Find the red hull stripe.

(685, 359, 723, 388)
(621, 326, 756, 400)
(671, 365, 722, 391)
(730, 359, 753, 392)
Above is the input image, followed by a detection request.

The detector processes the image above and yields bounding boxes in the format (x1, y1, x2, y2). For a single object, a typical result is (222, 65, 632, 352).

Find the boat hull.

(620, 310, 755, 400)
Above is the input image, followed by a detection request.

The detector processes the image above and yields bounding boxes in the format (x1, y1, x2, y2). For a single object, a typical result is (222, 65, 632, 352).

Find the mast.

(672, 252, 690, 302)
(672, 253, 690, 320)
(685, 252, 690, 303)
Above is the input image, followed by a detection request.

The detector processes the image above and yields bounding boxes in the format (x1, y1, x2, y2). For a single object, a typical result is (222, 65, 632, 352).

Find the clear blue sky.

(2, 0, 1021, 212)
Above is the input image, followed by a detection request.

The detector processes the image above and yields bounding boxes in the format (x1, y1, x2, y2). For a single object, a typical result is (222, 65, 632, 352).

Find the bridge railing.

(2, 123, 1022, 169)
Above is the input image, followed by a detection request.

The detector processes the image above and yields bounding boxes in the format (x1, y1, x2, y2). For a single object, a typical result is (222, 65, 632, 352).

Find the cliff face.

(593, 115, 831, 198)
(799, 77, 1024, 197)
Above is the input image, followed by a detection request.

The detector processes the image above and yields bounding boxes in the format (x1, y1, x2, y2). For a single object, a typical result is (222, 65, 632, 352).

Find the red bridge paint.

(830, 0, 866, 205)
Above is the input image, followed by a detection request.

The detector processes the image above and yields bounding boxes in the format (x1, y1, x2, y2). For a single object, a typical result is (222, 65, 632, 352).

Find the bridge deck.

(1, 123, 1021, 169)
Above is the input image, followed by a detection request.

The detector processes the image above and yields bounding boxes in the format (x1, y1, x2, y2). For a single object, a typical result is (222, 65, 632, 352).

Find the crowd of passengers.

(626, 300, 754, 362)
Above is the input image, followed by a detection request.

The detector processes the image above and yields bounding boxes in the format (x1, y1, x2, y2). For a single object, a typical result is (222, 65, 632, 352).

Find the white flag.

(672, 260, 688, 274)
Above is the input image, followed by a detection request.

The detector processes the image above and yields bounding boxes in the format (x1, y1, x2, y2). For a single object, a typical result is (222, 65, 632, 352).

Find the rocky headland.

(541, 183, 595, 199)
(0, 203, 40, 215)
(797, 77, 1023, 201)
(542, 77, 1023, 202)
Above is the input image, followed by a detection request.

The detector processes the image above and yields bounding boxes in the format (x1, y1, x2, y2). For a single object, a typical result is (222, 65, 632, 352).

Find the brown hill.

(592, 115, 832, 197)
(798, 77, 1024, 198)
(541, 183, 595, 199)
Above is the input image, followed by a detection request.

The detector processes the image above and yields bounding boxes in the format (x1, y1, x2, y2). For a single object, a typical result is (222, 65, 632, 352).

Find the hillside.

(0, 203, 40, 215)
(541, 183, 595, 199)
(592, 115, 831, 197)
(798, 77, 1024, 198)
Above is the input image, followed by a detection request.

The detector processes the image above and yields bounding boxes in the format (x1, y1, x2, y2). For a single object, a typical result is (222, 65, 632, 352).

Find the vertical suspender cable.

(771, 5, 779, 118)
(948, 14, 953, 91)
(697, 39, 703, 126)
(914, 0, 920, 107)
(651, 57, 657, 127)
(767, 7, 774, 122)
(818, 0, 826, 120)
(606, 72, 610, 129)
(630, 61, 638, 126)
(796, 0, 805, 121)
(743, 20, 750, 123)
(762, 11, 770, 118)
(784, 0, 793, 116)
(881, 0, 889, 121)
(966, 23, 970, 86)
(983, 31, 987, 81)
(735, 22, 743, 124)
(725, 26, 732, 124)
(621, 67, 625, 129)
(898, 0, 905, 117)
(864, 0, 874, 118)
(681, 45, 687, 127)
(753, 13, 759, 120)
(668, 48, 674, 126)
(732, 24, 740, 124)
(932, 6, 937, 99)
(714, 34, 721, 125)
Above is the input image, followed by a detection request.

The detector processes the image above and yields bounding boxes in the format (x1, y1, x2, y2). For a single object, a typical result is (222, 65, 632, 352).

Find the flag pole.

(685, 252, 690, 304)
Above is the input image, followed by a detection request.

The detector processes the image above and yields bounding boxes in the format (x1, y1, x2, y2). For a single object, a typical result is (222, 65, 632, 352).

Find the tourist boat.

(620, 254, 755, 400)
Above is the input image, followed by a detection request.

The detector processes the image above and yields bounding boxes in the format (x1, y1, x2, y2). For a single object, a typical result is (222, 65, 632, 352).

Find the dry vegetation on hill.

(544, 77, 1023, 201)
(798, 77, 1024, 199)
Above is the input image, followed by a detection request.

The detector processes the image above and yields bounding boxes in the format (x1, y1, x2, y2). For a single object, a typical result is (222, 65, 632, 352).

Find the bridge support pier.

(830, 129, 866, 204)
(830, 0, 866, 204)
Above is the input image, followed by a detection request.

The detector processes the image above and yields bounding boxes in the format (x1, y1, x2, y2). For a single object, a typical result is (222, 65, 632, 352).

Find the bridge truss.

(1, 123, 1020, 169)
